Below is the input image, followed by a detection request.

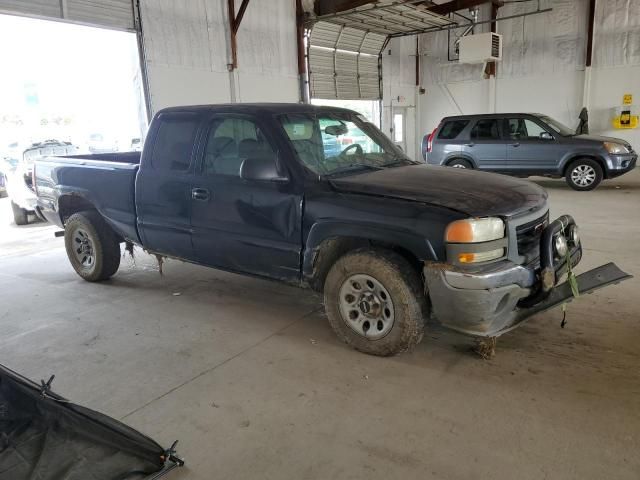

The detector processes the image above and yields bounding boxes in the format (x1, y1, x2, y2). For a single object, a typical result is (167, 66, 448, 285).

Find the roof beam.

(315, 0, 373, 16)
(427, 0, 503, 16)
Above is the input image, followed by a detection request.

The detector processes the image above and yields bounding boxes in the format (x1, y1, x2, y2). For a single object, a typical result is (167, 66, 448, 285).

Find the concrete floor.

(1, 171, 639, 480)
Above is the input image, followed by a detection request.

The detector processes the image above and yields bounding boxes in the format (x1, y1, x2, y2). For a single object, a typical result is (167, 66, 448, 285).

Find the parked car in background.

(423, 113, 637, 191)
(87, 133, 118, 154)
(0, 157, 19, 198)
(34, 104, 629, 356)
(7, 140, 78, 225)
(130, 137, 142, 152)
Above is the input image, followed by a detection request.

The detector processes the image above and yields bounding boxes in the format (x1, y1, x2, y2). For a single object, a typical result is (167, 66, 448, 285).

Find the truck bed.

(35, 152, 142, 243)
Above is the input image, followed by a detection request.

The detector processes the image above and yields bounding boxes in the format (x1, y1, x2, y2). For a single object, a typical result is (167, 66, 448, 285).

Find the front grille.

(516, 212, 549, 263)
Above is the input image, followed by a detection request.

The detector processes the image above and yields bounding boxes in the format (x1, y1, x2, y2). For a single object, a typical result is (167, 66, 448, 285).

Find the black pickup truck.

(34, 104, 630, 356)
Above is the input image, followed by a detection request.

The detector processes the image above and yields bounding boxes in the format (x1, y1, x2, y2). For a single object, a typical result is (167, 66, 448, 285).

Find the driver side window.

(203, 117, 277, 177)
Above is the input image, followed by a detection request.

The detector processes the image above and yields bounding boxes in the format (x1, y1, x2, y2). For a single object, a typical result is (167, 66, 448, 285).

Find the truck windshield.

(538, 115, 574, 137)
(279, 112, 417, 176)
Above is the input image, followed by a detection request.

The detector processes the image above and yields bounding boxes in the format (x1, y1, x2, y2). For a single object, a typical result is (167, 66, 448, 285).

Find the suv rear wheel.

(447, 158, 473, 169)
(323, 249, 427, 356)
(565, 158, 603, 191)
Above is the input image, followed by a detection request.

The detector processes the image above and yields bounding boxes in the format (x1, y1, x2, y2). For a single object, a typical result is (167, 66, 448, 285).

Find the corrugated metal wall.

(140, 0, 299, 112)
(0, 0, 135, 31)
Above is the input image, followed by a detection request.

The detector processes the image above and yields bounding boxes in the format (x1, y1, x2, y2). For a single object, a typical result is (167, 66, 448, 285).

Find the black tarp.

(0, 364, 182, 480)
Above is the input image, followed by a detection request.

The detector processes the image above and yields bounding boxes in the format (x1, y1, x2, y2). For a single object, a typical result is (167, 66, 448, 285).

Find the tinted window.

(505, 118, 549, 139)
(203, 117, 276, 176)
(438, 120, 469, 139)
(471, 119, 499, 140)
(151, 115, 200, 171)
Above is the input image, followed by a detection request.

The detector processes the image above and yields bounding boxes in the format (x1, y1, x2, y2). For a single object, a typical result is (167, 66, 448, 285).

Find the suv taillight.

(427, 127, 438, 153)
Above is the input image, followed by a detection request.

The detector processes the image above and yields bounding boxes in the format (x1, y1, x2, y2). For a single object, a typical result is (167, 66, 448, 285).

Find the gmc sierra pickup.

(34, 104, 631, 356)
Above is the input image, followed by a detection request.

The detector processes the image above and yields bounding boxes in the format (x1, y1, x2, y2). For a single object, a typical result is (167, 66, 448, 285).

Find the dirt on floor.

(0, 170, 638, 480)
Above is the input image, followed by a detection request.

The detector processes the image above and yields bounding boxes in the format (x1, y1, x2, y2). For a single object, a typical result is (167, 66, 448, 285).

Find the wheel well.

(563, 155, 607, 178)
(308, 236, 423, 291)
(58, 195, 97, 224)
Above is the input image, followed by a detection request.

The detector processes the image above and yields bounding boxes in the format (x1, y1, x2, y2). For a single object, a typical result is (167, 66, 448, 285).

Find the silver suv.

(423, 113, 637, 190)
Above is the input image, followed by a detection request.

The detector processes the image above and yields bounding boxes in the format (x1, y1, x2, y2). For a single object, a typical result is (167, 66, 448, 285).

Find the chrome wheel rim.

(452, 164, 466, 169)
(571, 165, 596, 187)
(72, 228, 95, 269)
(338, 274, 395, 340)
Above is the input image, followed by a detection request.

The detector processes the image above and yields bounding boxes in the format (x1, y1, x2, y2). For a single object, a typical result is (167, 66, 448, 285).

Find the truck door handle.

(191, 188, 210, 201)
(465, 143, 475, 147)
(510, 142, 520, 147)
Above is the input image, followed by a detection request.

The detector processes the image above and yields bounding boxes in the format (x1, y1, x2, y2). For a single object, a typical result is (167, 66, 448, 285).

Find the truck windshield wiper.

(324, 163, 384, 177)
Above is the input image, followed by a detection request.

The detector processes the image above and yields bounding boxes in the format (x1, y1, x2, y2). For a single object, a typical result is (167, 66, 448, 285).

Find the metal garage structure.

(0, 0, 136, 31)
(306, 0, 456, 100)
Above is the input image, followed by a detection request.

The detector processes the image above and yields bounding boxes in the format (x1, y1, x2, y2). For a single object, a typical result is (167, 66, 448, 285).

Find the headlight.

(603, 142, 630, 154)
(554, 233, 568, 258)
(445, 217, 505, 243)
(446, 217, 505, 264)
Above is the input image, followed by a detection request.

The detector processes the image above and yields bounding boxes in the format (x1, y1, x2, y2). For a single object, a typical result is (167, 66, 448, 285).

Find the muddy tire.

(324, 248, 427, 356)
(11, 201, 28, 226)
(447, 158, 473, 169)
(565, 158, 603, 191)
(64, 210, 120, 282)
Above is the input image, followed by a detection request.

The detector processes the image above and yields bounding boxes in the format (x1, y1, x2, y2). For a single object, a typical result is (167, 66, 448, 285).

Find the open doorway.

(0, 14, 146, 159)
(0, 14, 147, 227)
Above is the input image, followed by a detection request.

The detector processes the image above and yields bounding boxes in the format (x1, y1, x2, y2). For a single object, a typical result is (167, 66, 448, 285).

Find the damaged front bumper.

(424, 215, 632, 337)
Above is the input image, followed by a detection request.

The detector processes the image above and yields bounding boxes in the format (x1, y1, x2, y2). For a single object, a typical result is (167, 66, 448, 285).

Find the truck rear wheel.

(11, 201, 29, 226)
(64, 211, 121, 282)
(565, 158, 603, 191)
(323, 249, 427, 356)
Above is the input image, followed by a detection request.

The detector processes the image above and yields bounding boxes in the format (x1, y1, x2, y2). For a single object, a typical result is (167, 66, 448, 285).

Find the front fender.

(302, 220, 438, 280)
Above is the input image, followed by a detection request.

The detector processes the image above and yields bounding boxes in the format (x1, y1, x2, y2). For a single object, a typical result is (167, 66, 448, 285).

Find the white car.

(87, 133, 118, 154)
(7, 140, 78, 225)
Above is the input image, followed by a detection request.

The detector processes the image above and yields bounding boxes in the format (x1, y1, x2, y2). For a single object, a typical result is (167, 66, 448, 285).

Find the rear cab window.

(437, 120, 469, 140)
(151, 113, 201, 172)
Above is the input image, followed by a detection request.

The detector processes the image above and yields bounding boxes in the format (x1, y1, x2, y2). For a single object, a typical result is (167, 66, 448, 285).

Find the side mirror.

(540, 132, 553, 140)
(240, 157, 289, 183)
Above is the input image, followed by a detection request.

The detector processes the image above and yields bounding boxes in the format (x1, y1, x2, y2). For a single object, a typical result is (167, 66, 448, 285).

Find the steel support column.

(227, 0, 251, 70)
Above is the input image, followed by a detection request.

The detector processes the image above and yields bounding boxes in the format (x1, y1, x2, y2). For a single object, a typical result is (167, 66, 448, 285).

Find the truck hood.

(330, 165, 548, 218)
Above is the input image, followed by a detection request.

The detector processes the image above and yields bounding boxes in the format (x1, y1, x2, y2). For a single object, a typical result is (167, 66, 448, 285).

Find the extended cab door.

(460, 118, 506, 171)
(189, 113, 303, 281)
(136, 111, 203, 260)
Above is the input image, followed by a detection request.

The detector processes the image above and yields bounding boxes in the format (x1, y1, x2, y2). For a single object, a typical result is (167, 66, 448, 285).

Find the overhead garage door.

(307, 1, 456, 101)
(0, 0, 135, 31)
(309, 21, 386, 100)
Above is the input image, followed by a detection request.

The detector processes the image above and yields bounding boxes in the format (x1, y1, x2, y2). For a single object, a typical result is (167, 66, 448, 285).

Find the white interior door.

(392, 108, 407, 153)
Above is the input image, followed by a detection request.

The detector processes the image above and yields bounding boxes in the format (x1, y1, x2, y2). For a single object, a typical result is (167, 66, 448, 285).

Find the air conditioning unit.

(458, 32, 502, 64)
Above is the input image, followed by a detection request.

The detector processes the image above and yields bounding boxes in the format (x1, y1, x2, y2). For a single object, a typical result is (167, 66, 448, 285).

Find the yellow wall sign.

(623, 94, 633, 105)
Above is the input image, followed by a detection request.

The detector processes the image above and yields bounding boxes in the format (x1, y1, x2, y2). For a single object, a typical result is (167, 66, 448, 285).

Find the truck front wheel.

(324, 249, 427, 356)
(64, 211, 121, 282)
